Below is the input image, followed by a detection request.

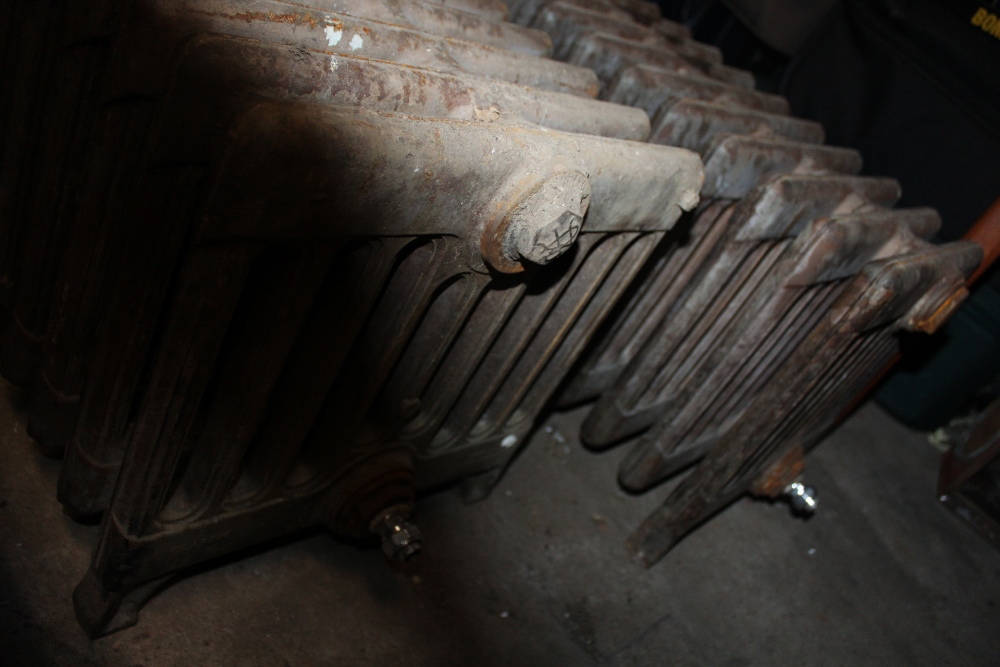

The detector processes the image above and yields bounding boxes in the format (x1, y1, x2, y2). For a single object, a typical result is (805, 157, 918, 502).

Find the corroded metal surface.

(576, 191, 903, 437)
(23, 0, 621, 466)
(531, 1, 667, 59)
(67, 104, 699, 637)
(521, 0, 980, 570)
(0, 0, 709, 638)
(628, 241, 982, 565)
(614, 207, 942, 491)
(567, 33, 754, 93)
(506, 0, 748, 93)
(749, 446, 806, 499)
(51, 32, 646, 514)
(10, 0, 605, 459)
(649, 99, 824, 154)
(700, 135, 862, 199)
(559, 173, 900, 410)
(507, 0, 633, 26)
(113, 0, 598, 95)
(305, 0, 553, 55)
(606, 63, 789, 116)
(0, 0, 598, 397)
(3, 0, 974, 639)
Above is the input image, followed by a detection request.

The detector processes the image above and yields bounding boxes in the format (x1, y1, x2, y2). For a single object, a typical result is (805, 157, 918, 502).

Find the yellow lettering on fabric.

(972, 7, 1000, 41)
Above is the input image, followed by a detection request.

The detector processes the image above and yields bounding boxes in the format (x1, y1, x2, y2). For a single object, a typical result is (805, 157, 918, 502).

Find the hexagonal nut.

(783, 482, 817, 514)
(380, 522, 422, 561)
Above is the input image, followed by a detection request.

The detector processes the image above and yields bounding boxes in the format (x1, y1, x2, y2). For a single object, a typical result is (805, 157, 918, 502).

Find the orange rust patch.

(189, 9, 324, 30)
(911, 286, 968, 334)
(750, 446, 805, 498)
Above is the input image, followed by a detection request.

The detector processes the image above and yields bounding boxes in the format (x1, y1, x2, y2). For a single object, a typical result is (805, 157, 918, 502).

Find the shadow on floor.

(1, 388, 998, 666)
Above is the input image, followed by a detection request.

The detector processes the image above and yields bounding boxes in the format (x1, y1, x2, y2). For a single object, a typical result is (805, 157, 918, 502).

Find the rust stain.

(187, 9, 324, 30)
(750, 446, 805, 498)
(911, 287, 968, 334)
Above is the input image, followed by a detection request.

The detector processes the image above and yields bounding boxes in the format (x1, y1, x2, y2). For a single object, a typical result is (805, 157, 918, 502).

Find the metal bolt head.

(382, 522, 422, 561)
(371, 508, 423, 562)
(783, 481, 818, 514)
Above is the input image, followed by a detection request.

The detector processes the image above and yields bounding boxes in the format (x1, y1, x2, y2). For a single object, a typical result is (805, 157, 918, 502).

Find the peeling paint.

(325, 25, 342, 46)
(350, 34, 363, 50)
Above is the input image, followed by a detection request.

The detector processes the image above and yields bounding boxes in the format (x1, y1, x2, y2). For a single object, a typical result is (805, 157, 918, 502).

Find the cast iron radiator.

(512, 0, 982, 563)
(0, 0, 982, 638)
(0, 0, 704, 637)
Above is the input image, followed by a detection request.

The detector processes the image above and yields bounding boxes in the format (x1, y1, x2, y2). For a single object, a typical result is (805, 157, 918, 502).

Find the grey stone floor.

(1, 382, 998, 666)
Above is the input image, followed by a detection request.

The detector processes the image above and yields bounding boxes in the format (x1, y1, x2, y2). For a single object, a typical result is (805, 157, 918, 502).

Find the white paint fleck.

(349, 34, 363, 50)
(501, 434, 517, 448)
(324, 26, 343, 46)
(808, 548, 816, 555)
(329, 56, 339, 72)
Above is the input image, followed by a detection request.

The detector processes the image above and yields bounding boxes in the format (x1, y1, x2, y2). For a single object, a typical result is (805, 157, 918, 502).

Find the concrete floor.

(1, 382, 998, 666)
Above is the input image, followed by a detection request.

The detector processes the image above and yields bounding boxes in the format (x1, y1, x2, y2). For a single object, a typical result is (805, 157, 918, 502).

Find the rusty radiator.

(69, 104, 699, 637)
(37, 0, 635, 516)
(629, 240, 981, 564)
(513, 0, 983, 563)
(10, 0, 602, 459)
(0, 0, 705, 637)
(0, 0, 982, 638)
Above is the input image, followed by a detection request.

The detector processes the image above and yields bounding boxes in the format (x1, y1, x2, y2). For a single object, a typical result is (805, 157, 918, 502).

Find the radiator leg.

(73, 567, 172, 639)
